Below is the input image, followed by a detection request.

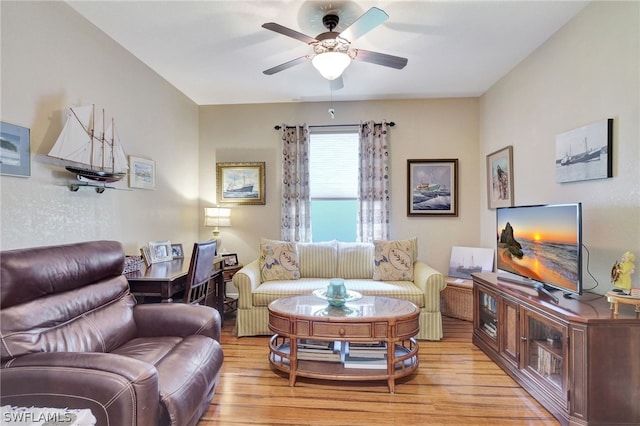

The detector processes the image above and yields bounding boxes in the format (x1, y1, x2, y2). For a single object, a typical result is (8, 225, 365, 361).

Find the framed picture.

(140, 246, 152, 265)
(486, 146, 514, 209)
(555, 118, 613, 183)
(0, 121, 30, 177)
(407, 159, 458, 216)
(222, 253, 239, 268)
(448, 246, 494, 280)
(148, 240, 172, 263)
(217, 162, 265, 205)
(129, 155, 156, 190)
(171, 243, 184, 259)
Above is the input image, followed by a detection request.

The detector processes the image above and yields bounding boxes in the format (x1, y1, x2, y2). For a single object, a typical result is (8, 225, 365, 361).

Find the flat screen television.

(496, 203, 582, 301)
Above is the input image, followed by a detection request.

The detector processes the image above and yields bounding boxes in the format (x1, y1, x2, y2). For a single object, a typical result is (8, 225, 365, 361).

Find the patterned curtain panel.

(280, 124, 311, 242)
(358, 121, 390, 242)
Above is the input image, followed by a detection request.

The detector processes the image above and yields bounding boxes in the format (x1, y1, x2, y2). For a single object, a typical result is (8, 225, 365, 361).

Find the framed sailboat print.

(216, 162, 265, 205)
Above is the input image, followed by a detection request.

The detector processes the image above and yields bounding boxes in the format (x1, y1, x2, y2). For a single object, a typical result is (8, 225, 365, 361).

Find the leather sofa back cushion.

(0, 240, 124, 309)
(1, 278, 137, 361)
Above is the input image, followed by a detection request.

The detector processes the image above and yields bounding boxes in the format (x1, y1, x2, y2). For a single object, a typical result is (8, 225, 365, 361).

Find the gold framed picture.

(216, 162, 265, 205)
(486, 146, 514, 209)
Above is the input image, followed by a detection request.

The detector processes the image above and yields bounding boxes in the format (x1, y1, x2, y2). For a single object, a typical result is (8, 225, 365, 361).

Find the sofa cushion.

(251, 278, 424, 308)
(297, 240, 337, 278)
(259, 239, 299, 282)
(373, 238, 416, 281)
(337, 242, 374, 279)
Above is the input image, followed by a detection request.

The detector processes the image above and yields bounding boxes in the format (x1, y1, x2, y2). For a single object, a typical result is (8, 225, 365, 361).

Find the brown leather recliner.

(0, 240, 224, 426)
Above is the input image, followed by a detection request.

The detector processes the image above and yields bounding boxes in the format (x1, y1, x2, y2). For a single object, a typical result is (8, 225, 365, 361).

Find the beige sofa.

(233, 239, 446, 340)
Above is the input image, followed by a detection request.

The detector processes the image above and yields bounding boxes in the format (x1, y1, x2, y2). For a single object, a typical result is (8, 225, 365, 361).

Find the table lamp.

(204, 206, 231, 253)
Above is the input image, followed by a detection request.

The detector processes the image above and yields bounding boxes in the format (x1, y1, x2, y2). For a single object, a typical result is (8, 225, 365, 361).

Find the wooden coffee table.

(268, 294, 420, 393)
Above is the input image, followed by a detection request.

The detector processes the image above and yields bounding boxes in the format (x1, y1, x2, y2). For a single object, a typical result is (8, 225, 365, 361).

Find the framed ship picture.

(407, 159, 458, 216)
(216, 162, 265, 205)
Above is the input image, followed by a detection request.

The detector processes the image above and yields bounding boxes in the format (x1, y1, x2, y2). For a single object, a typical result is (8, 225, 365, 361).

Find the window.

(309, 128, 359, 242)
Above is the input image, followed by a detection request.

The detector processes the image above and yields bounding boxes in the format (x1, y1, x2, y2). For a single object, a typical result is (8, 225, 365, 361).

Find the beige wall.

(2, 2, 637, 292)
(0, 2, 200, 256)
(199, 99, 480, 274)
(479, 1, 640, 292)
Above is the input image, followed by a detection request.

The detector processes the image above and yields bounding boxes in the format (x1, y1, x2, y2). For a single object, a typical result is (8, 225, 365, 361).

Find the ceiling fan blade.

(353, 49, 408, 69)
(262, 22, 318, 44)
(339, 7, 389, 42)
(330, 76, 344, 91)
(263, 56, 309, 75)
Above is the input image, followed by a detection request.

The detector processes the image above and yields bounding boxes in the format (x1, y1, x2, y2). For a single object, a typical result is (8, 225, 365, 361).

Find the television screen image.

(496, 203, 582, 296)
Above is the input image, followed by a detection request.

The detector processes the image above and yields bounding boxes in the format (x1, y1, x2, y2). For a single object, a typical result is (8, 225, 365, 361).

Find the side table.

(222, 264, 242, 315)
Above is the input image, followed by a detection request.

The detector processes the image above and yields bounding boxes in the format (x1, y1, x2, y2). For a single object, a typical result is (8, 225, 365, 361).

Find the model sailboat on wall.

(49, 105, 128, 183)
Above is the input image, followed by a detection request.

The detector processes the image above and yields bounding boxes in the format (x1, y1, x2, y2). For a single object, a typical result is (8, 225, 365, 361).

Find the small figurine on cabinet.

(611, 251, 636, 294)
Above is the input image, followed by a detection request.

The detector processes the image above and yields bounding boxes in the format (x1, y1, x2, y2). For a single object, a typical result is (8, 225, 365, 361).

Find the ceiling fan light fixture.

(312, 51, 351, 80)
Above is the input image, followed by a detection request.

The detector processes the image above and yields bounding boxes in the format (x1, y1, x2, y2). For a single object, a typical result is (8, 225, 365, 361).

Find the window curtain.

(357, 121, 390, 242)
(280, 124, 311, 242)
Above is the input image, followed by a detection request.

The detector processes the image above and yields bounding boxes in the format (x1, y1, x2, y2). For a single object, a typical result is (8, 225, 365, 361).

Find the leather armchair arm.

(133, 303, 221, 341)
(1, 351, 159, 426)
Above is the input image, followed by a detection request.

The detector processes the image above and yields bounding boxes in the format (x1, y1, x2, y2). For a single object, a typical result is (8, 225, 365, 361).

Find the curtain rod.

(274, 122, 395, 130)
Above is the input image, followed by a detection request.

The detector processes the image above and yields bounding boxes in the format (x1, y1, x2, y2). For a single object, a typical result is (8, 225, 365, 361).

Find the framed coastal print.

(407, 159, 458, 216)
(555, 118, 613, 183)
(217, 162, 265, 205)
(486, 146, 514, 209)
(129, 156, 156, 190)
(0, 121, 30, 177)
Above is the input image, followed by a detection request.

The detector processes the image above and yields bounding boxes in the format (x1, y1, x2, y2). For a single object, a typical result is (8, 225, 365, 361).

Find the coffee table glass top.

(269, 294, 418, 319)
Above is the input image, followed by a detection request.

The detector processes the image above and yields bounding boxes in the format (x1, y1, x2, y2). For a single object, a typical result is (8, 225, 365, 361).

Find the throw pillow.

(373, 238, 416, 281)
(260, 238, 300, 282)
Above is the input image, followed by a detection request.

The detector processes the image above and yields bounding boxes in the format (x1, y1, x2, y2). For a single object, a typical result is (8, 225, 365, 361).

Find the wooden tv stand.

(472, 273, 640, 426)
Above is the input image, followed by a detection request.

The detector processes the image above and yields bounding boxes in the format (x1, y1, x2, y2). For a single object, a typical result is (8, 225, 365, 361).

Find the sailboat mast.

(89, 105, 95, 170)
(102, 108, 106, 170)
(111, 117, 115, 172)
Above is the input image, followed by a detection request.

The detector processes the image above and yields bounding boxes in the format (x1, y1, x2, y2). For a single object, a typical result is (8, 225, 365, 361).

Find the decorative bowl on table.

(313, 279, 362, 307)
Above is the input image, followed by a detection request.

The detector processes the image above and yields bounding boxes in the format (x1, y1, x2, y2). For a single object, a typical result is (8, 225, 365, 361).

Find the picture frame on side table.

(0, 121, 30, 177)
(555, 118, 613, 183)
(216, 162, 265, 205)
(171, 243, 184, 259)
(148, 240, 172, 263)
(222, 253, 239, 268)
(129, 156, 156, 189)
(486, 146, 514, 209)
(407, 159, 458, 216)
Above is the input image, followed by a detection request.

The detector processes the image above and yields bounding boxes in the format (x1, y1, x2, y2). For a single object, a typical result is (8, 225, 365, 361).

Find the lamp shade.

(204, 207, 231, 229)
(312, 51, 351, 80)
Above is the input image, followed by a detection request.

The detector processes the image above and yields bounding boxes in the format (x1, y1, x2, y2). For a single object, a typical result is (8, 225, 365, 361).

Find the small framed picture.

(555, 118, 613, 183)
(129, 155, 156, 190)
(407, 159, 458, 216)
(486, 146, 514, 209)
(216, 162, 265, 205)
(140, 246, 152, 265)
(171, 243, 184, 259)
(222, 253, 239, 268)
(148, 240, 172, 263)
(0, 121, 30, 177)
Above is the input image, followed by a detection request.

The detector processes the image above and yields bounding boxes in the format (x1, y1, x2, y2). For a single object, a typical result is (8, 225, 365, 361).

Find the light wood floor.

(197, 314, 559, 425)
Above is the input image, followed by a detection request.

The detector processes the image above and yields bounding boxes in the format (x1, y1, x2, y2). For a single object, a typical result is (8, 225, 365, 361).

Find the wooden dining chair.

(183, 240, 218, 305)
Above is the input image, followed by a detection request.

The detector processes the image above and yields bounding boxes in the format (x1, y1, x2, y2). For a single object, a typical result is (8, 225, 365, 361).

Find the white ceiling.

(67, 1, 588, 106)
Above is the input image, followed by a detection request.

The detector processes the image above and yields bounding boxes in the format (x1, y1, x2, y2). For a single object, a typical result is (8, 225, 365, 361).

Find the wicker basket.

(441, 278, 473, 321)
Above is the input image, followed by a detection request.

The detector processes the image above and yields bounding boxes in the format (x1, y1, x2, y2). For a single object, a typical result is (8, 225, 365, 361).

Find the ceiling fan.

(262, 7, 408, 88)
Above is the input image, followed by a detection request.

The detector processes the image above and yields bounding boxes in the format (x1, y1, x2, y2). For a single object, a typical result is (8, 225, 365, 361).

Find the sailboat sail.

(48, 105, 128, 183)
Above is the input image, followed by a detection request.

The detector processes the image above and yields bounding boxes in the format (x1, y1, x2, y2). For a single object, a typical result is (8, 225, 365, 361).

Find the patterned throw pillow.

(372, 238, 416, 281)
(260, 238, 300, 282)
